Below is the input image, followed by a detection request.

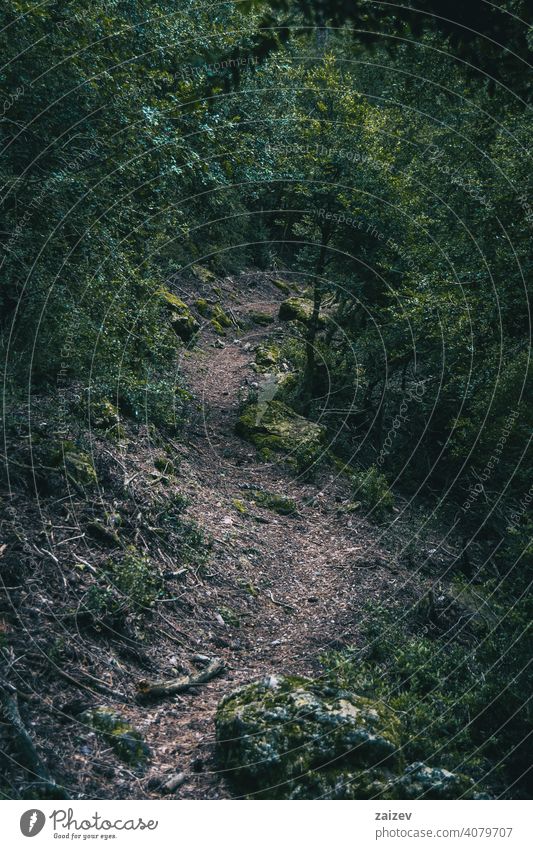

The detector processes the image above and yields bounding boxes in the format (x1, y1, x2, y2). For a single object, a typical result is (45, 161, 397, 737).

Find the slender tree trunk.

(302, 238, 328, 414)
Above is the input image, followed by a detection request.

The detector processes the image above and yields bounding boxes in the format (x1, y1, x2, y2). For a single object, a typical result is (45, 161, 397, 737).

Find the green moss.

(351, 465, 394, 519)
(159, 288, 199, 342)
(91, 399, 119, 430)
(216, 675, 402, 799)
(216, 675, 477, 800)
(195, 297, 210, 316)
(279, 297, 314, 323)
(111, 547, 161, 610)
(211, 319, 226, 336)
(212, 304, 232, 328)
(272, 278, 291, 293)
(236, 400, 324, 474)
(255, 343, 280, 369)
(154, 455, 176, 475)
(251, 489, 297, 515)
(232, 498, 248, 514)
(43, 441, 97, 488)
(238, 579, 259, 597)
(191, 264, 216, 283)
(218, 605, 241, 627)
(65, 449, 98, 487)
(249, 311, 274, 326)
(80, 707, 150, 767)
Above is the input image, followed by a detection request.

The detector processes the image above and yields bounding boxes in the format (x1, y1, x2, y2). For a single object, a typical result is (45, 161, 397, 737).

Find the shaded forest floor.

(1, 271, 454, 799)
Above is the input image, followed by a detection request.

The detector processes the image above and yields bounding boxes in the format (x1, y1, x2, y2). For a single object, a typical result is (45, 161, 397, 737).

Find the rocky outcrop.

(216, 675, 476, 800)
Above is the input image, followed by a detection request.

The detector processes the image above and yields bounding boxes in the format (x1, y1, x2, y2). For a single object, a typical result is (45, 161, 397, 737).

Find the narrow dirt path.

(144, 272, 406, 798)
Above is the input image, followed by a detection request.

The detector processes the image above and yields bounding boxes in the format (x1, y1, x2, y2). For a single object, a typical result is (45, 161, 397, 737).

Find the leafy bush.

(351, 465, 394, 519)
(111, 549, 161, 611)
(323, 585, 532, 797)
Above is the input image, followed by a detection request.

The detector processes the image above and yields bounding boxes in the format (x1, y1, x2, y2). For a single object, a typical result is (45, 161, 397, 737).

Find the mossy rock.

(80, 707, 150, 767)
(195, 297, 210, 316)
(159, 288, 199, 342)
(235, 400, 325, 471)
(394, 761, 475, 800)
(254, 343, 280, 369)
(216, 675, 402, 799)
(209, 303, 233, 335)
(216, 677, 476, 799)
(249, 311, 275, 326)
(42, 441, 97, 488)
(272, 278, 291, 294)
(250, 489, 297, 515)
(279, 297, 325, 325)
(191, 264, 216, 283)
(64, 449, 98, 487)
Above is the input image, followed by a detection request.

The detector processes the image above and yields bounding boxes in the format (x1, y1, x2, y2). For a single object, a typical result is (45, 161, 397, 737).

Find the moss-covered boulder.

(279, 297, 313, 323)
(249, 311, 275, 326)
(216, 675, 401, 799)
(159, 288, 199, 342)
(216, 677, 477, 800)
(236, 400, 325, 472)
(250, 489, 297, 515)
(64, 448, 98, 488)
(395, 761, 475, 800)
(40, 440, 97, 488)
(80, 707, 150, 767)
(211, 304, 232, 335)
(195, 297, 210, 316)
(254, 343, 280, 369)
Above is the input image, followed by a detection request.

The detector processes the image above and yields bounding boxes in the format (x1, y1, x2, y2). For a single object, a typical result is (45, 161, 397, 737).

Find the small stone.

(160, 772, 186, 793)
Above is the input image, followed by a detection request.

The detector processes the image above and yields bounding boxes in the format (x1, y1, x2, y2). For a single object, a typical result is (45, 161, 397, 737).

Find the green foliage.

(324, 584, 532, 796)
(351, 466, 394, 520)
(111, 549, 161, 612)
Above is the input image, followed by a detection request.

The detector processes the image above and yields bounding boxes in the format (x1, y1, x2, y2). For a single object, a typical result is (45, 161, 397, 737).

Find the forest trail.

(151, 271, 405, 798)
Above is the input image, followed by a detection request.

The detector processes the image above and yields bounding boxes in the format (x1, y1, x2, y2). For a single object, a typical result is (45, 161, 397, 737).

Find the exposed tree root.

(136, 657, 225, 700)
(0, 678, 68, 797)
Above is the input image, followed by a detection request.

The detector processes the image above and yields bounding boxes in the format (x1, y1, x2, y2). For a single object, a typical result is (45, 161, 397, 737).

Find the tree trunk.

(302, 238, 328, 414)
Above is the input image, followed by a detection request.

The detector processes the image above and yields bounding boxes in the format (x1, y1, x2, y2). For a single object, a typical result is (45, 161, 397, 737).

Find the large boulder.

(216, 675, 401, 799)
(235, 400, 325, 471)
(216, 676, 477, 799)
(159, 288, 199, 342)
(279, 297, 314, 323)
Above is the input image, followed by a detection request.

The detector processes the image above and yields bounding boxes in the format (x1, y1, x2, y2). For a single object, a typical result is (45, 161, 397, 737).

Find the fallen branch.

(266, 589, 296, 612)
(137, 657, 225, 700)
(53, 666, 128, 702)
